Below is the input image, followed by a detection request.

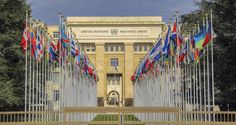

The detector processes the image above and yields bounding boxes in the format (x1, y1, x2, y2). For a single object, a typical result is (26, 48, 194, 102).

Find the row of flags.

(131, 16, 216, 82)
(20, 19, 98, 81)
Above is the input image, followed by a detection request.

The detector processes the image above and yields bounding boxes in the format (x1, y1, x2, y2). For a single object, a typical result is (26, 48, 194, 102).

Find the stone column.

(95, 42, 105, 106)
(124, 42, 134, 106)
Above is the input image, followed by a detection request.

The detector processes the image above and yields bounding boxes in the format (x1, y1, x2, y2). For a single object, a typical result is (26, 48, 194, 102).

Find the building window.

(80, 43, 95, 52)
(139, 46, 143, 51)
(53, 90, 60, 101)
(110, 45, 114, 52)
(111, 58, 118, 67)
(107, 74, 122, 86)
(91, 46, 95, 52)
(120, 46, 124, 52)
(134, 45, 138, 51)
(144, 45, 148, 51)
(134, 43, 153, 52)
(86, 45, 90, 52)
(115, 46, 119, 52)
(53, 32, 59, 38)
(105, 45, 109, 52)
(115, 76, 120, 85)
(107, 76, 112, 85)
(105, 43, 124, 52)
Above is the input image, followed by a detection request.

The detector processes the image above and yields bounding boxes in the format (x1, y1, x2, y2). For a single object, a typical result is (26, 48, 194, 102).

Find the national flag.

(36, 28, 44, 61)
(75, 52, 81, 65)
(170, 20, 183, 48)
(149, 38, 162, 59)
(49, 39, 58, 63)
(179, 42, 187, 62)
(142, 38, 162, 73)
(171, 21, 177, 48)
(131, 75, 135, 82)
(177, 34, 184, 47)
(49, 47, 57, 63)
(70, 40, 78, 57)
(194, 49, 199, 63)
(193, 28, 206, 50)
(162, 25, 171, 56)
(30, 32, 37, 59)
(20, 27, 29, 53)
(202, 21, 217, 47)
(61, 27, 70, 43)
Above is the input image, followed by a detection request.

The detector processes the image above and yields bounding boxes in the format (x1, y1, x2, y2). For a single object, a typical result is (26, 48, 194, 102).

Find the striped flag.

(20, 27, 29, 53)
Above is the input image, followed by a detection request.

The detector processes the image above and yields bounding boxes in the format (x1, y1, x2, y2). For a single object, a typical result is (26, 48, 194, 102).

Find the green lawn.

(90, 114, 144, 125)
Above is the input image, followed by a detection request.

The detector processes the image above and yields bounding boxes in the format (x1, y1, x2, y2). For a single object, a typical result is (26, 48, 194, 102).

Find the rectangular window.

(115, 46, 119, 52)
(110, 45, 114, 52)
(81, 44, 85, 51)
(139, 46, 143, 51)
(107, 76, 111, 85)
(144, 45, 147, 51)
(105, 45, 108, 52)
(86, 45, 90, 52)
(120, 46, 124, 52)
(91, 46, 95, 52)
(53, 90, 60, 101)
(111, 58, 118, 67)
(134, 45, 137, 51)
(53, 32, 59, 38)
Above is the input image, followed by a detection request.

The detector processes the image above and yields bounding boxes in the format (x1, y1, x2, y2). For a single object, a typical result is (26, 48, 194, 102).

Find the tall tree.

(181, 0, 236, 110)
(0, 0, 29, 110)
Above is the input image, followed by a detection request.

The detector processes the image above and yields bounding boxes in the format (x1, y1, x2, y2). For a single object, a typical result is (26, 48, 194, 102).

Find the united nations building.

(48, 16, 165, 107)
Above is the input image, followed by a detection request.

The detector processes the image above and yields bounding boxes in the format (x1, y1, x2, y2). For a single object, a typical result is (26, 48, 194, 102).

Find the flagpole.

(32, 30, 35, 122)
(210, 10, 215, 121)
(176, 10, 181, 110)
(44, 35, 47, 112)
(24, 10, 28, 115)
(58, 11, 62, 114)
(41, 31, 44, 118)
(206, 15, 211, 121)
(28, 15, 32, 122)
(36, 21, 39, 116)
(193, 24, 197, 120)
(196, 21, 200, 119)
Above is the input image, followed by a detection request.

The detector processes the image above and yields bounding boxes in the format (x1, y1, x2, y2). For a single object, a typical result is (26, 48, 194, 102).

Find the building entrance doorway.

(106, 74, 122, 107)
(107, 90, 120, 106)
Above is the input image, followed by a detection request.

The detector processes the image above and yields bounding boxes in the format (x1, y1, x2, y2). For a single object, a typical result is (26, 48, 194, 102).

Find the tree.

(0, 0, 29, 110)
(181, 0, 236, 110)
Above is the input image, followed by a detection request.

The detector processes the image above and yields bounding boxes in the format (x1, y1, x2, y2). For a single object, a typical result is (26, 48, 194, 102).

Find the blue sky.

(27, 0, 200, 24)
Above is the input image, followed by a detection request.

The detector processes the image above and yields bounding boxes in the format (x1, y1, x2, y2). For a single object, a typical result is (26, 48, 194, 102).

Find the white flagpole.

(210, 10, 215, 121)
(24, 10, 28, 113)
(176, 10, 181, 109)
(193, 24, 196, 120)
(36, 22, 39, 115)
(58, 11, 62, 113)
(28, 16, 32, 121)
(202, 15, 207, 120)
(196, 21, 200, 117)
(32, 40, 35, 121)
(206, 15, 211, 121)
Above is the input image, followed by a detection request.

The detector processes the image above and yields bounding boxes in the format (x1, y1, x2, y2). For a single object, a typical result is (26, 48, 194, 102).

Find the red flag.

(194, 49, 199, 63)
(30, 33, 37, 58)
(172, 22, 177, 32)
(202, 26, 211, 47)
(20, 27, 28, 53)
